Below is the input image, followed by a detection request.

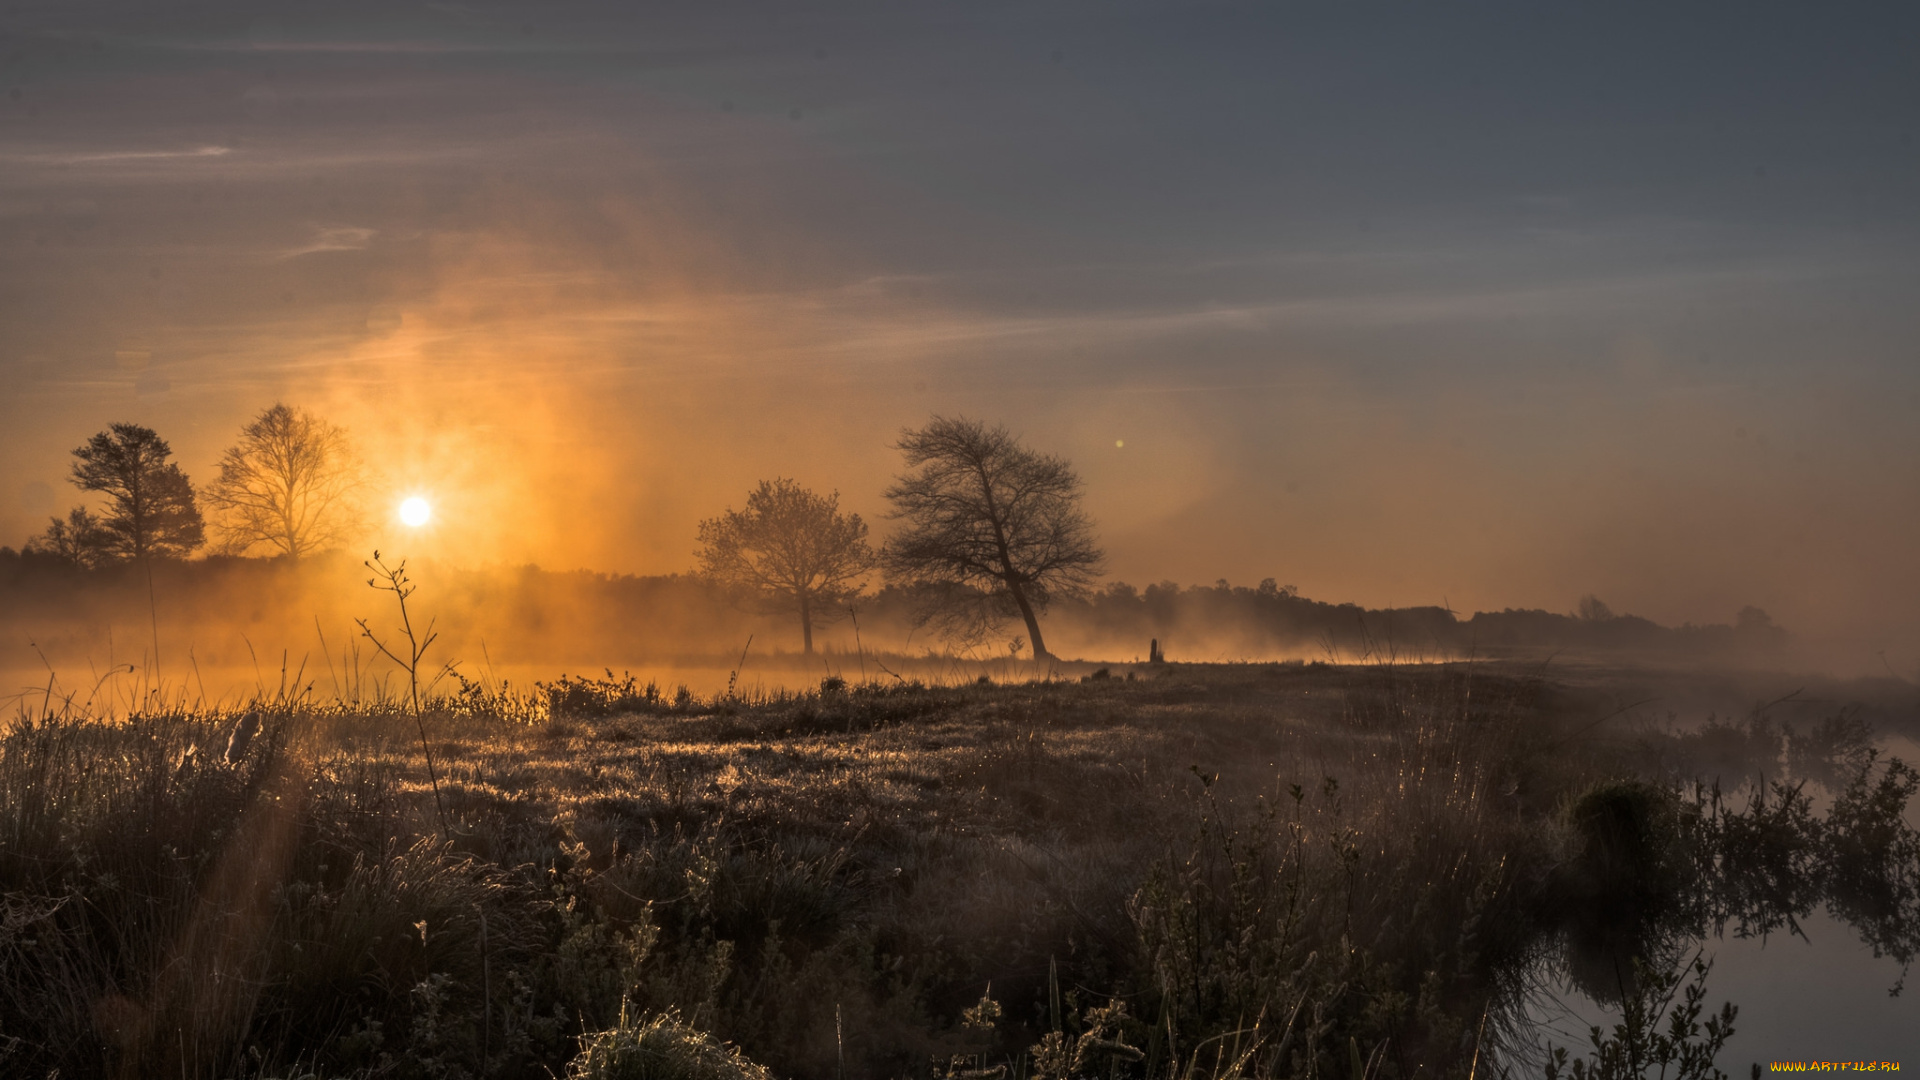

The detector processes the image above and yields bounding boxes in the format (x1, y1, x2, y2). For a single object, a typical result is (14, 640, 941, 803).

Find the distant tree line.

(1044, 578, 1785, 661)
(9, 409, 1783, 661)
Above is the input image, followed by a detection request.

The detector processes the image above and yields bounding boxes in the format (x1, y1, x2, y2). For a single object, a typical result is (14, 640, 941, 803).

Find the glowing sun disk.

(398, 497, 432, 527)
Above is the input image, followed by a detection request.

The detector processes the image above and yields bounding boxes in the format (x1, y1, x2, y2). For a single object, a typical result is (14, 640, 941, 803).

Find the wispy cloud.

(741, 257, 1848, 364)
(171, 39, 510, 55)
(7, 145, 234, 166)
(149, 34, 639, 56)
(279, 226, 377, 259)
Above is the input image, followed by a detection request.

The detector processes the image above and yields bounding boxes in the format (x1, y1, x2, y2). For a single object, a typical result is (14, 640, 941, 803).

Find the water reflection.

(1517, 711, 1920, 1066)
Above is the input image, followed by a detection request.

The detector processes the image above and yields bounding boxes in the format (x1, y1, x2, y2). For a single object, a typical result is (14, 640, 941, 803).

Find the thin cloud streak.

(2, 145, 235, 166)
(278, 226, 378, 259)
(752, 258, 1860, 365)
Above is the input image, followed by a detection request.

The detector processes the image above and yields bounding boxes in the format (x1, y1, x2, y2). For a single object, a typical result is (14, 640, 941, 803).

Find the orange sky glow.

(2, 4, 1917, 673)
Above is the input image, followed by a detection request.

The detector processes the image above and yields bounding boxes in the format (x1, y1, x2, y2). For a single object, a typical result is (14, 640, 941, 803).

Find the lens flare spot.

(398, 497, 432, 527)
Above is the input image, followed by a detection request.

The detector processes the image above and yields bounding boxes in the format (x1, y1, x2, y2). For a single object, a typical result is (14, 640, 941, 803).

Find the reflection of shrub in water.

(1634, 704, 1877, 791)
(1550, 748, 1920, 1018)
(1817, 754, 1920, 993)
(1542, 954, 1737, 1080)
(1682, 750, 1920, 997)
(1552, 781, 1693, 1003)
(1681, 775, 1824, 946)
(1542, 736, 1920, 1070)
(1640, 711, 1785, 785)
(1784, 709, 1875, 789)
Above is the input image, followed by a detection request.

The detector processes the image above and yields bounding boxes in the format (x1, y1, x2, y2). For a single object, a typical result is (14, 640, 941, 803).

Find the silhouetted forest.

(1047, 578, 1788, 663)
(0, 547, 1788, 681)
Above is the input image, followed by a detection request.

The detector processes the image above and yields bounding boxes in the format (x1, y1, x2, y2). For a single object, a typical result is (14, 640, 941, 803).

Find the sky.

(3, 1, 1918, 661)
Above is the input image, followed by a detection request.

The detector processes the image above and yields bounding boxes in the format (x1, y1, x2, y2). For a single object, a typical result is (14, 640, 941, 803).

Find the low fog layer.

(1, 552, 1820, 710)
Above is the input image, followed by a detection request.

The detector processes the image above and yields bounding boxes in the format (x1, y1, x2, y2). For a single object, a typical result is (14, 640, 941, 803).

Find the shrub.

(568, 1006, 772, 1080)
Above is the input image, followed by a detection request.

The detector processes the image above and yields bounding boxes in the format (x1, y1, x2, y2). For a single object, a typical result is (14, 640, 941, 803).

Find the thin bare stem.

(357, 551, 450, 837)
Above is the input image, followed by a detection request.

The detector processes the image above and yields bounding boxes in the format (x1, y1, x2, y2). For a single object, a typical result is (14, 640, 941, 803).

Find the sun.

(398, 496, 432, 527)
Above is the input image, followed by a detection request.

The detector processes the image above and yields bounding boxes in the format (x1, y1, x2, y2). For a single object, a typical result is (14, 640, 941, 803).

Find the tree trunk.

(799, 592, 814, 655)
(1008, 582, 1050, 660)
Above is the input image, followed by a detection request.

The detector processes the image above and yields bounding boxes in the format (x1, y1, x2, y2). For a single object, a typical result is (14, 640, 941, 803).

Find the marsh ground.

(3, 660, 1914, 1079)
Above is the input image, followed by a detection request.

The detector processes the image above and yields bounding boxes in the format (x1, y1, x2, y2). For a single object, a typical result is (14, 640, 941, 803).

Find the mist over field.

(1, 550, 1810, 711)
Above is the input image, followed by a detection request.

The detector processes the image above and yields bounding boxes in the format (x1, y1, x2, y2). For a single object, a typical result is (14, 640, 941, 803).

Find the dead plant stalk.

(355, 551, 450, 836)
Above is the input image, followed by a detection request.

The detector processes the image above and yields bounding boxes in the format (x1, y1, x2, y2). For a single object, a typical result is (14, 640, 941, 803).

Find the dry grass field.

(3, 662, 1913, 1079)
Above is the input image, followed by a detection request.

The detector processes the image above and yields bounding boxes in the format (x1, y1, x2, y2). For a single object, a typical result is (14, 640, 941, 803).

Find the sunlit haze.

(2, 2, 1917, 672)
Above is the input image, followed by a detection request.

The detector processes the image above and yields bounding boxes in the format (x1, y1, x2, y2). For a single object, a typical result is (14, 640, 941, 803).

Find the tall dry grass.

(0, 663, 1909, 1078)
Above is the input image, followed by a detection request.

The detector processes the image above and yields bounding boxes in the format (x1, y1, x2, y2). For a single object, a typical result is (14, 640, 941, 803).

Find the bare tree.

(70, 423, 205, 561)
(1576, 595, 1616, 622)
(205, 403, 366, 558)
(23, 507, 111, 567)
(697, 478, 875, 655)
(880, 416, 1102, 660)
